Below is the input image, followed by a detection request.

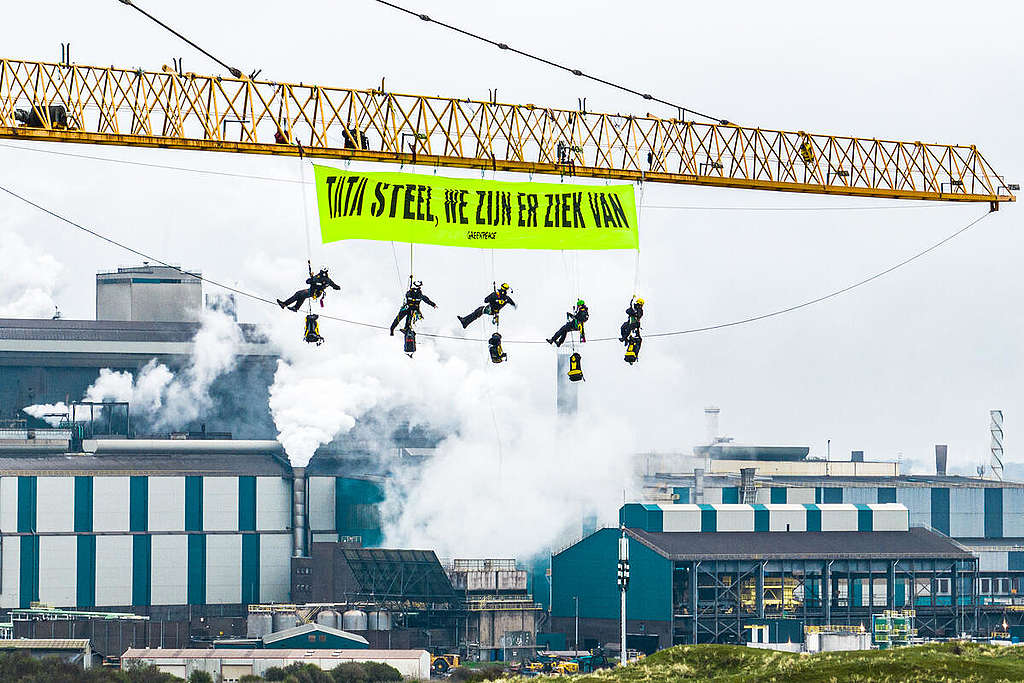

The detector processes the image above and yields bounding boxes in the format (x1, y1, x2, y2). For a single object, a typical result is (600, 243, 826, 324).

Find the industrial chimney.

(935, 445, 948, 476)
(556, 348, 578, 417)
(292, 467, 308, 557)
(991, 411, 1004, 481)
(705, 407, 720, 446)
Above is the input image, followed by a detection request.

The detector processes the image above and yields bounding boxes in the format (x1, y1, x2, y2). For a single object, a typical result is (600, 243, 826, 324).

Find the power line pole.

(618, 528, 630, 667)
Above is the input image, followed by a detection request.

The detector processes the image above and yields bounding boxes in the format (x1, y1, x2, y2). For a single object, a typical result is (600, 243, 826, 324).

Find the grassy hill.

(505, 642, 1024, 682)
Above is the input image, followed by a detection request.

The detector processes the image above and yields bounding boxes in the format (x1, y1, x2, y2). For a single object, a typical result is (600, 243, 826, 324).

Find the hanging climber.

(303, 314, 324, 346)
(458, 283, 516, 329)
(619, 297, 644, 342)
(390, 280, 438, 336)
(488, 332, 508, 363)
(278, 266, 341, 312)
(546, 299, 589, 347)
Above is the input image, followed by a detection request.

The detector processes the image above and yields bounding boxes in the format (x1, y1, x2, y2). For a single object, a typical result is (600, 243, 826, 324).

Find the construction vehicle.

(430, 654, 459, 676)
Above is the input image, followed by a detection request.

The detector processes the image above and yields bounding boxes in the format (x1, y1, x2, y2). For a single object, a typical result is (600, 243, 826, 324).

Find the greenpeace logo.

(466, 231, 497, 240)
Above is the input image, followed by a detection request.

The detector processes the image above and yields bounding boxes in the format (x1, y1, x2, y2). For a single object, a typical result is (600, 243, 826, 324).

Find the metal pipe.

(292, 466, 308, 557)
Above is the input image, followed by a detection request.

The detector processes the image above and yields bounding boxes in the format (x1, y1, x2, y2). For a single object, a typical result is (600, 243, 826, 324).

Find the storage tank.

(272, 611, 299, 632)
(316, 609, 340, 629)
(368, 610, 391, 631)
(247, 612, 273, 638)
(342, 609, 368, 631)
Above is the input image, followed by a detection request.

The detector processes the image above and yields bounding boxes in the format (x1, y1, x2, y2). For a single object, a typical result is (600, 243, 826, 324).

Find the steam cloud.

(23, 308, 243, 431)
(0, 227, 63, 318)
(262, 298, 637, 558)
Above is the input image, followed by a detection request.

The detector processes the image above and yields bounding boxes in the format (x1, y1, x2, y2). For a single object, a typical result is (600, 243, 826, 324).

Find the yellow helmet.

(636, 298, 645, 306)
(500, 282, 510, 291)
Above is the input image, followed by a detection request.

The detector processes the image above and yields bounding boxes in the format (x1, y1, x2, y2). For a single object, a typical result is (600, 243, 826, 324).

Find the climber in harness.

(278, 265, 341, 312)
(547, 299, 589, 347)
(619, 297, 644, 342)
(390, 280, 438, 336)
(303, 314, 324, 346)
(458, 283, 517, 329)
(488, 333, 507, 364)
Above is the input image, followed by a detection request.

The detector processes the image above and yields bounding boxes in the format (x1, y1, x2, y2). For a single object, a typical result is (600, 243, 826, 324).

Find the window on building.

(308, 635, 316, 642)
(979, 578, 992, 594)
(998, 578, 1011, 595)
(936, 578, 951, 595)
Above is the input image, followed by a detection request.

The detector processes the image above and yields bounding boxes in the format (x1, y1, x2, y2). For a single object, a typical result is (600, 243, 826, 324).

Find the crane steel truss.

(0, 57, 1014, 204)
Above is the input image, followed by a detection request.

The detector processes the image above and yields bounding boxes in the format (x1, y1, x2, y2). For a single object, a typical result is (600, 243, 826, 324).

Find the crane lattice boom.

(0, 57, 1013, 204)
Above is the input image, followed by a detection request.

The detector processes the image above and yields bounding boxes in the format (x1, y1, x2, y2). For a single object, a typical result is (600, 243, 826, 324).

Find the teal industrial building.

(551, 503, 985, 647)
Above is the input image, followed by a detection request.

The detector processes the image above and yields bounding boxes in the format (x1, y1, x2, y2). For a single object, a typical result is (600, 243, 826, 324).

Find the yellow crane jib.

(0, 56, 1014, 204)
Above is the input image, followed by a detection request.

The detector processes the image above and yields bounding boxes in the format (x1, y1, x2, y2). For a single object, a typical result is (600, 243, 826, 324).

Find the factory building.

(642, 468, 1024, 609)
(0, 437, 393, 612)
(551, 504, 979, 647)
(122, 647, 432, 681)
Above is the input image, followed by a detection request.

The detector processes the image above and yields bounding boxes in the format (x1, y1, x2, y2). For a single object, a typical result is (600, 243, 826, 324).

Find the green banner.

(314, 166, 638, 250)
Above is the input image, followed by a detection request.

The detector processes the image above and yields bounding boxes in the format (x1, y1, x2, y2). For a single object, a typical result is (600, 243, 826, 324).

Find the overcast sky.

(1, 0, 1022, 475)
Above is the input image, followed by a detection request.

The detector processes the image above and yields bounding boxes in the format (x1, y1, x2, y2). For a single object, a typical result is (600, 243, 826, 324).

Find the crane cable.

(115, 0, 244, 78)
(370, 0, 730, 125)
(0, 181, 994, 344)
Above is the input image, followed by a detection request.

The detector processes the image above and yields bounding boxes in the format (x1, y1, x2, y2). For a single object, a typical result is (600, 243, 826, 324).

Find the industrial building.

(551, 504, 980, 647)
(122, 647, 432, 680)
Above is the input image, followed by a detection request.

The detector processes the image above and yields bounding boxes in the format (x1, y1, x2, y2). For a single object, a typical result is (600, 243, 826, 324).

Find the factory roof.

(123, 648, 428, 659)
(647, 472, 1024, 489)
(262, 623, 370, 648)
(0, 452, 289, 476)
(627, 527, 973, 561)
(0, 317, 273, 367)
(0, 639, 90, 650)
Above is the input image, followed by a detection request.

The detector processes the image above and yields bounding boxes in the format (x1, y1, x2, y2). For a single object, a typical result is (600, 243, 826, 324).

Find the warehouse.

(0, 437, 388, 612)
(551, 504, 979, 647)
(122, 647, 431, 681)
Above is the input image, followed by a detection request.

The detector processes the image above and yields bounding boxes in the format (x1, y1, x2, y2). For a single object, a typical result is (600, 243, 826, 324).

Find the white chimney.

(705, 406, 720, 446)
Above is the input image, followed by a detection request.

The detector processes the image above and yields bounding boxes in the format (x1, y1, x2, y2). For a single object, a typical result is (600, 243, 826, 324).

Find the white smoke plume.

(262, 295, 639, 558)
(21, 402, 70, 426)
(23, 308, 242, 430)
(0, 227, 63, 318)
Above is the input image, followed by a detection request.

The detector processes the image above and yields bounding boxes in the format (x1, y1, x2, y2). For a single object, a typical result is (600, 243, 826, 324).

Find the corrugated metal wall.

(621, 504, 910, 533)
(0, 475, 293, 610)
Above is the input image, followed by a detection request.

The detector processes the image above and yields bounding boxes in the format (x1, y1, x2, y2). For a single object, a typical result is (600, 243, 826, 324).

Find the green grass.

(506, 642, 1024, 682)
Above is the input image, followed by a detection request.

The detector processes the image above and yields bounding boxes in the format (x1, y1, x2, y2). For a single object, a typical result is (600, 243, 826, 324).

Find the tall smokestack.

(991, 411, 1004, 481)
(292, 466, 308, 557)
(935, 445, 947, 476)
(556, 348, 578, 417)
(705, 407, 720, 446)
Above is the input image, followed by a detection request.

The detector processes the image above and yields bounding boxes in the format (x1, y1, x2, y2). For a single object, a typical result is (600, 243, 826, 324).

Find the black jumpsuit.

(619, 303, 644, 342)
(548, 305, 589, 347)
(279, 273, 341, 312)
(459, 290, 516, 328)
(390, 287, 437, 335)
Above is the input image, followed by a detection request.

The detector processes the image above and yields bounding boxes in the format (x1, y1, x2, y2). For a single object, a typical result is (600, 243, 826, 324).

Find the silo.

(247, 612, 273, 638)
(316, 609, 340, 629)
(368, 610, 391, 631)
(342, 609, 368, 631)
(272, 610, 299, 632)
